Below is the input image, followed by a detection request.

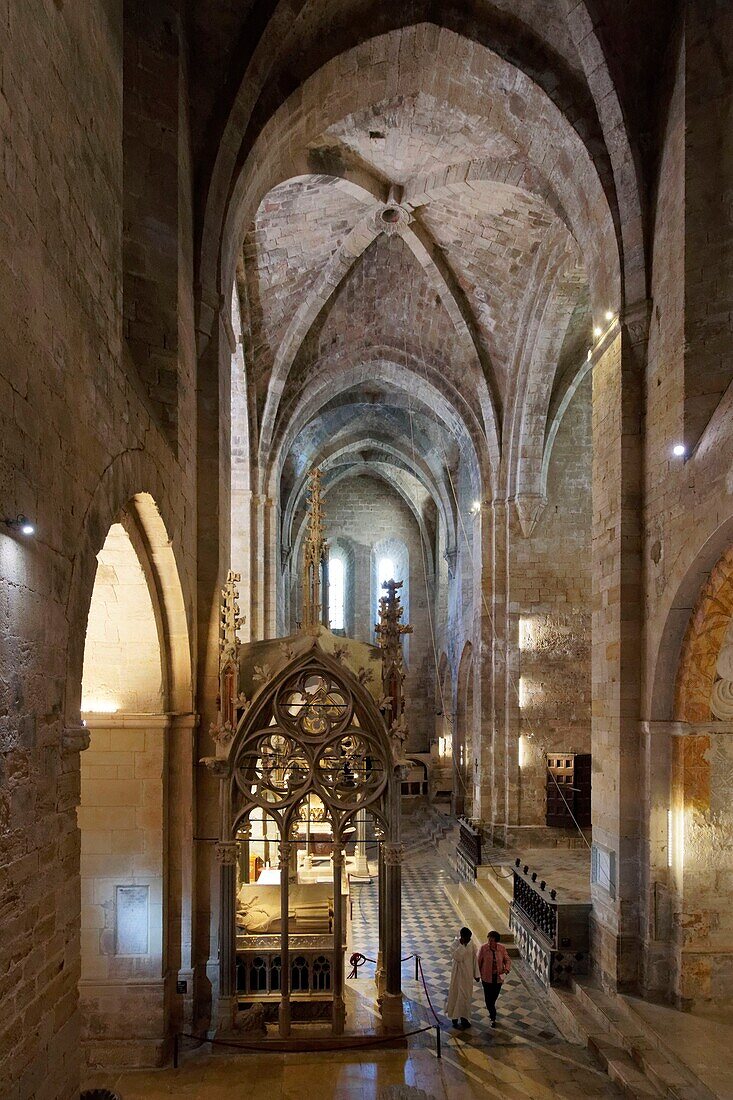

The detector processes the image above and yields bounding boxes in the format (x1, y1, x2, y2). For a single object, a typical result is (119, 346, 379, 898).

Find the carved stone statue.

(233, 1002, 267, 1035)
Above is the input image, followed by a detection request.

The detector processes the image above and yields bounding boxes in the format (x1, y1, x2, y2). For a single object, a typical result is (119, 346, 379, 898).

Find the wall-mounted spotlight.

(593, 326, 602, 338)
(2, 514, 35, 536)
(672, 443, 686, 457)
(470, 500, 481, 515)
(604, 310, 614, 322)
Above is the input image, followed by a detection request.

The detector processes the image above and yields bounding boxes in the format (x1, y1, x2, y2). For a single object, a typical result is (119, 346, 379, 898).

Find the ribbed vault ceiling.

(235, 23, 601, 549)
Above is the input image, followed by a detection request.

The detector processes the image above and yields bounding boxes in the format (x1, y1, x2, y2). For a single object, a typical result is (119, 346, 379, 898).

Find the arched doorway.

(77, 495, 192, 1067)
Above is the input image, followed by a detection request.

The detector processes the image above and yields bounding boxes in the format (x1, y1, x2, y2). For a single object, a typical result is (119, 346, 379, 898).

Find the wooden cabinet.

(545, 753, 591, 828)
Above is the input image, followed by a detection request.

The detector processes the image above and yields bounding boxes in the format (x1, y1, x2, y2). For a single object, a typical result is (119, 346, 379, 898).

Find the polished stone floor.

(84, 829, 621, 1098)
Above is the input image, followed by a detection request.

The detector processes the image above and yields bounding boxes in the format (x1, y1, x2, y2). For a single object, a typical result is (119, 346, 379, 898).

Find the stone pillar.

(354, 542, 373, 644)
(195, 305, 232, 1032)
(352, 810, 371, 880)
(670, 723, 733, 1011)
(639, 720, 678, 998)
(215, 841, 239, 1031)
(263, 495, 278, 639)
(169, 712, 199, 1033)
(332, 846, 346, 1035)
(590, 307, 647, 990)
(474, 501, 494, 823)
(493, 498, 508, 841)
(381, 842, 404, 1030)
(279, 841, 292, 1037)
(251, 494, 267, 640)
(375, 847, 386, 1000)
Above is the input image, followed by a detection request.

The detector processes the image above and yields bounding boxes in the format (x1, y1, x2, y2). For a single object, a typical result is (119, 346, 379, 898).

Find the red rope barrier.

(416, 956, 442, 1026)
(174, 1023, 435, 1058)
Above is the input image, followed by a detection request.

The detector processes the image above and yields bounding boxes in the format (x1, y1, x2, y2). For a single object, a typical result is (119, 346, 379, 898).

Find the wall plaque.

(115, 885, 149, 955)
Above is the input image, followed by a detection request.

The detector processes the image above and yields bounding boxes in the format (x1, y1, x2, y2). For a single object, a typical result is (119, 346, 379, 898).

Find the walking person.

(477, 930, 511, 1028)
(445, 926, 480, 1029)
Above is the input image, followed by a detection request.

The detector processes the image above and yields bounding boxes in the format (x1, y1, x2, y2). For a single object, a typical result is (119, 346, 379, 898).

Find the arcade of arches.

(2, 2, 733, 1097)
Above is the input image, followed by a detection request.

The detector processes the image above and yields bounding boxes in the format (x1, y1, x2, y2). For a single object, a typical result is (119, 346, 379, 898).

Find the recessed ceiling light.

(672, 444, 686, 457)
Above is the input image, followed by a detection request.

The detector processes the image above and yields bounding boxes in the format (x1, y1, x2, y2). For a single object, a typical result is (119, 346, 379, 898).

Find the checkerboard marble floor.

(84, 824, 623, 1098)
(348, 830, 566, 1047)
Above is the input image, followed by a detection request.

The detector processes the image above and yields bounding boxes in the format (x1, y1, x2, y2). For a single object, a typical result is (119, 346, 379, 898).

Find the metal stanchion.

(436, 1026, 441, 1059)
(414, 954, 419, 982)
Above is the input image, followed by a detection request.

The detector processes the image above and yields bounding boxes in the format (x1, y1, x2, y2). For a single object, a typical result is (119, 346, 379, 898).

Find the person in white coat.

(444, 926, 480, 1029)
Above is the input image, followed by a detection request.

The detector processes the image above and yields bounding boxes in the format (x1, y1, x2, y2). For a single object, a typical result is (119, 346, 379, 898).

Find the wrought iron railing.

(456, 818, 482, 882)
(512, 869, 557, 943)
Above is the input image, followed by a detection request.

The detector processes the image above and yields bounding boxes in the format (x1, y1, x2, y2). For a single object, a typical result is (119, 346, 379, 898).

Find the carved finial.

(220, 570, 243, 667)
(375, 577, 412, 762)
(214, 571, 245, 754)
(302, 468, 329, 630)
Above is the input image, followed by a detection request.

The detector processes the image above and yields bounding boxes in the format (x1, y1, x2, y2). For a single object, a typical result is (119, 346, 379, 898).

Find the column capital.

(200, 756, 231, 779)
(62, 725, 90, 755)
(215, 841, 240, 866)
(622, 298, 653, 347)
(170, 711, 200, 732)
(382, 842, 405, 866)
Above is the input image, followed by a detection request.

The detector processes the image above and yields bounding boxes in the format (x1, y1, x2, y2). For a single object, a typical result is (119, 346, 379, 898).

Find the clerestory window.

(328, 556, 345, 631)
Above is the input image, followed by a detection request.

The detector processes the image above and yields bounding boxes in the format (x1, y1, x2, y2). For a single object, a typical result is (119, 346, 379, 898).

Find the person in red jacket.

(476, 930, 511, 1028)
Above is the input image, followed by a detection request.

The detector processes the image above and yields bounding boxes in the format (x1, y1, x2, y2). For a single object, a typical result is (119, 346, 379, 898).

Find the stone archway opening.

(77, 496, 192, 1069)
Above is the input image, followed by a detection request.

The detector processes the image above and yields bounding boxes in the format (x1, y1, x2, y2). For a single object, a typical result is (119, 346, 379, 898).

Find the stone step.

(572, 978, 716, 1099)
(443, 882, 518, 955)
(474, 871, 513, 921)
(550, 976, 717, 1100)
(618, 999, 724, 1100)
(460, 881, 515, 948)
(589, 1036, 665, 1099)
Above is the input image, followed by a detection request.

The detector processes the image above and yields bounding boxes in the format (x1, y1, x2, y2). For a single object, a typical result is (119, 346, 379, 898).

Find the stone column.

(195, 307, 233, 1033)
(639, 720, 678, 998)
(263, 495, 278, 638)
(670, 722, 733, 1012)
(474, 501, 494, 823)
(332, 846, 346, 1035)
(279, 841, 292, 1037)
(352, 810, 371, 880)
(375, 846, 386, 1000)
(215, 841, 239, 1030)
(251, 494, 267, 640)
(354, 542, 372, 644)
(590, 307, 647, 990)
(381, 842, 404, 1030)
(169, 712, 198, 1033)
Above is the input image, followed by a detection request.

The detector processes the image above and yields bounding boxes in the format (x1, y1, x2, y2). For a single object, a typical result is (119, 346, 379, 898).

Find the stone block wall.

(639, 15, 733, 1006)
(292, 474, 434, 753)
(0, 2, 197, 1095)
(79, 718, 169, 1066)
(514, 375, 592, 834)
